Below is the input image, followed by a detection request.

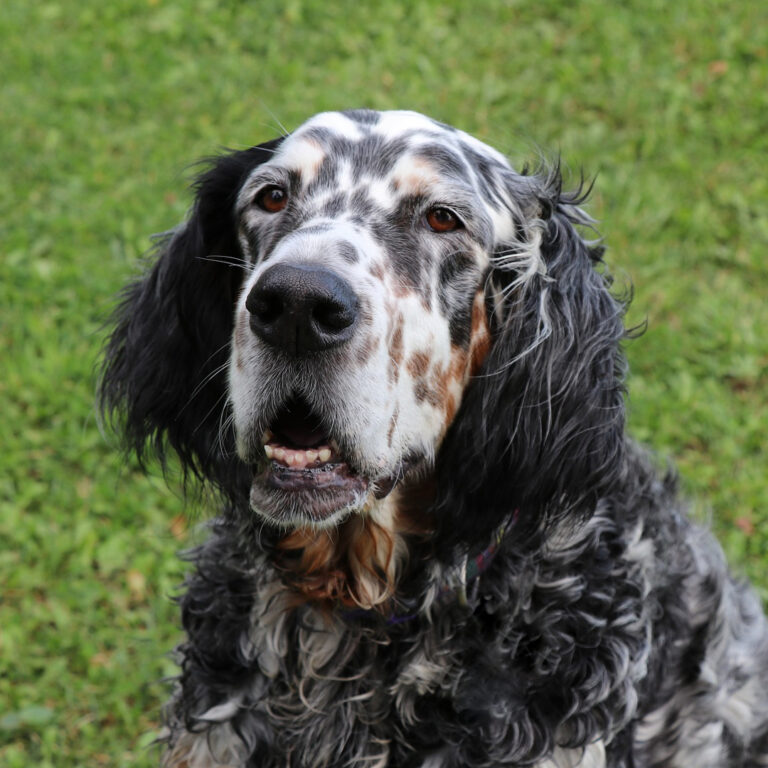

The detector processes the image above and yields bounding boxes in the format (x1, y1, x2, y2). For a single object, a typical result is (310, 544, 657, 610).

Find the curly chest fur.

(164, 506, 659, 768)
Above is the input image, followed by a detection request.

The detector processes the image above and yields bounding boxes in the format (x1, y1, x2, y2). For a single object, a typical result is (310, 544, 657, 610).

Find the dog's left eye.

(255, 185, 288, 213)
(426, 206, 463, 233)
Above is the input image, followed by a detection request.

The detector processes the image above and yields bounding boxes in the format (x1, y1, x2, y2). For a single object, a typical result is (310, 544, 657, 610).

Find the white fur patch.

(163, 723, 248, 768)
(535, 741, 606, 768)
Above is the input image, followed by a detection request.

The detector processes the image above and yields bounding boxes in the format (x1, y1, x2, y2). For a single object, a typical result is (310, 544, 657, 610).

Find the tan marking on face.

(468, 290, 492, 376)
(388, 313, 404, 384)
(435, 292, 491, 432)
(391, 156, 441, 196)
(369, 261, 385, 281)
(391, 276, 411, 299)
(444, 393, 458, 426)
(406, 350, 431, 380)
(414, 379, 442, 408)
(288, 135, 327, 182)
(433, 346, 470, 432)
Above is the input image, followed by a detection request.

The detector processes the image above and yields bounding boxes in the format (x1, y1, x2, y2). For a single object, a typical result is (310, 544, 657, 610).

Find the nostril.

(313, 298, 356, 332)
(246, 289, 283, 324)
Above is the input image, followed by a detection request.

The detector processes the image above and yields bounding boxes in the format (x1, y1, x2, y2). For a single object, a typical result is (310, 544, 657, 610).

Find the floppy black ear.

(99, 138, 284, 502)
(433, 166, 628, 556)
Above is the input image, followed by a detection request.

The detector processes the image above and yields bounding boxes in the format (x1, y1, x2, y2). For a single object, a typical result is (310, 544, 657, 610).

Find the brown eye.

(426, 206, 462, 233)
(256, 185, 288, 213)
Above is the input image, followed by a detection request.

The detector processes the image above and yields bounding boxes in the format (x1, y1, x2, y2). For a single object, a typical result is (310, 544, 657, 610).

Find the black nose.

(246, 263, 359, 355)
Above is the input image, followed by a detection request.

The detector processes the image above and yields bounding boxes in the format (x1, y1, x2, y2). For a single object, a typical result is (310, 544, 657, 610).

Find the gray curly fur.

(166, 448, 768, 767)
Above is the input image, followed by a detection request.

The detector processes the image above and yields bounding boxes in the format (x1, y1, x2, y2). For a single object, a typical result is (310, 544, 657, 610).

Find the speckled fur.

(100, 110, 768, 767)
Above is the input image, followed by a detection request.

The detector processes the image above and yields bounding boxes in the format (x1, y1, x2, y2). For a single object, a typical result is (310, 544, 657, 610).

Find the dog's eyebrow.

(240, 163, 306, 192)
(410, 143, 471, 178)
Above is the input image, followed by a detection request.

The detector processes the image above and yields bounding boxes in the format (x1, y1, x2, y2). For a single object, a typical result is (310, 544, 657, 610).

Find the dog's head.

(101, 109, 626, 547)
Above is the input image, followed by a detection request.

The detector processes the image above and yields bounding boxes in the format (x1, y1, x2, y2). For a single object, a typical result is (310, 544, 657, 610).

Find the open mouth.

(252, 395, 369, 521)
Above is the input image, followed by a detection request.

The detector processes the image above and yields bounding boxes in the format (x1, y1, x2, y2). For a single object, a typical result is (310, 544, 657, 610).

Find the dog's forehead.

(269, 110, 512, 190)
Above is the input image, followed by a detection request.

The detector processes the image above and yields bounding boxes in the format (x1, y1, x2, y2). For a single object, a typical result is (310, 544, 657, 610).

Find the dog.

(100, 109, 768, 767)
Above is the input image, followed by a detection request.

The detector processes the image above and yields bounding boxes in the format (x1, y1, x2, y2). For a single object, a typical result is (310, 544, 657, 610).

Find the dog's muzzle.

(242, 261, 371, 524)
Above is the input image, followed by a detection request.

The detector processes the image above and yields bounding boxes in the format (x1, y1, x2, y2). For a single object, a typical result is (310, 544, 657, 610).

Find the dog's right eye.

(426, 206, 463, 233)
(255, 185, 288, 213)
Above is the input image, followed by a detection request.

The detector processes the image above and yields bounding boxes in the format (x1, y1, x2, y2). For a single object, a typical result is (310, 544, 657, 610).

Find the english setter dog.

(100, 110, 768, 767)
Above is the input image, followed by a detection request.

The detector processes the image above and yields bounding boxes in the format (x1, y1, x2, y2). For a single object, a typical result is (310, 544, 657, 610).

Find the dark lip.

(250, 459, 370, 523)
(247, 441, 422, 525)
(264, 460, 368, 494)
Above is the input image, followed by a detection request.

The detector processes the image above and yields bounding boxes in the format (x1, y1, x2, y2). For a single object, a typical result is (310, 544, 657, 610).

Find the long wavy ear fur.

(99, 138, 283, 503)
(433, 164, 629, 557)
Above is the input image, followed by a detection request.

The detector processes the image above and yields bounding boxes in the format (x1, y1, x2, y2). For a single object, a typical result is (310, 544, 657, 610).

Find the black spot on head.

(368, 136, 412, 178)
(303, 126, 336, 146)
(372, 220, 421, 290)
(337, 241, 359, 264)
(350, 134, 387, 183)
(341, 135, 413, 183)
(447, 294, 475, 348)
(437, 252, 473, 294)
(438, 253, 476, 347)
(373, 195, 427, 292)
(321, 192, 348, 218)
(343, 109, 380, 127)
(303, 134, 412, 194)
(413, 144, 468, 180)
(349, 188, 376, 220)
(460, 144, 508, 207)
(306, 157, 341, 196)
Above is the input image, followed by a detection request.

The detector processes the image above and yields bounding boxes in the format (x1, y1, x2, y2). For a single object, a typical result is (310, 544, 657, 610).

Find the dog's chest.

(251, 596, 448, 767)
(249, 600, 608, 768)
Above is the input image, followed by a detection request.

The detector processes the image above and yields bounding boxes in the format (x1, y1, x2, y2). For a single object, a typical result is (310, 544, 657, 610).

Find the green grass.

(1, 0, 766, 764)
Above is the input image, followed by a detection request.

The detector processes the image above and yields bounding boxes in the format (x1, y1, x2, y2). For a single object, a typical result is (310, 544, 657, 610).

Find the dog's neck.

(274, 476, 436, 612)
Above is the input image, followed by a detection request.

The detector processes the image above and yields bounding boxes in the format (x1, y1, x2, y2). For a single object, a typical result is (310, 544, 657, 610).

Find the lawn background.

(1, 1, 766, 765)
